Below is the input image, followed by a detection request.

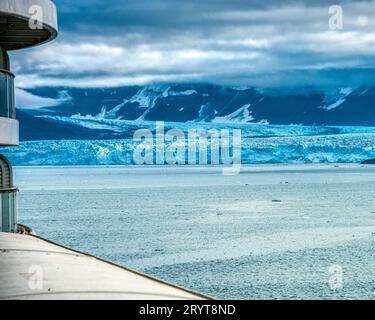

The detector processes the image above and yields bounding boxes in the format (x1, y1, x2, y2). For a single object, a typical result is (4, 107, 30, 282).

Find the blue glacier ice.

(2, 122, 375, 166)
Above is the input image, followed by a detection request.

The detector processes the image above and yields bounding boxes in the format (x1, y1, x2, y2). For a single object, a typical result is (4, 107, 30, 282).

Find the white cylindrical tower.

(0, 0, 58, 232)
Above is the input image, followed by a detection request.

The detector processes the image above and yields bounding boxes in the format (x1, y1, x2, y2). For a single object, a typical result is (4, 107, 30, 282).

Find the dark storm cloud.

(10, 0, 375, 89)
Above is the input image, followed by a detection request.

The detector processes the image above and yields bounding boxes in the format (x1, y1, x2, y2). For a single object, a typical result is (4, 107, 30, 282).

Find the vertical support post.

(12, 189, 17, 233)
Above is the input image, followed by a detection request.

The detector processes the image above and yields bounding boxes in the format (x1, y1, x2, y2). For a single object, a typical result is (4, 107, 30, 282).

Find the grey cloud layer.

(10, 0, 375, 88)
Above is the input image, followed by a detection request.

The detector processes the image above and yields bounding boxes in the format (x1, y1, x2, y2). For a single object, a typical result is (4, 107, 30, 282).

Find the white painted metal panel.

(0, 232, 209, 300)
(0, 117, 18, 146)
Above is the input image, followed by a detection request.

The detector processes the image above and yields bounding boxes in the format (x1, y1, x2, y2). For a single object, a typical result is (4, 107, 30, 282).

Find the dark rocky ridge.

(361, 159, 375, 164)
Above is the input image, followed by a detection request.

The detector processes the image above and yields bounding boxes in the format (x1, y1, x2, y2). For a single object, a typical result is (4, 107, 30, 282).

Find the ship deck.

(0, 232, 208, 300)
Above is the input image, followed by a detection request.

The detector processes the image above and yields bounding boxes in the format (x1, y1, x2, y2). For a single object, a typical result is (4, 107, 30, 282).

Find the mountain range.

(17, 84, 375, 141)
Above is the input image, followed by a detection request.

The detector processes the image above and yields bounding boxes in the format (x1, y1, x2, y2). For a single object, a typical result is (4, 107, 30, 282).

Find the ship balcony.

(0, 0, 58, 51)
(0, 69, 18, 146)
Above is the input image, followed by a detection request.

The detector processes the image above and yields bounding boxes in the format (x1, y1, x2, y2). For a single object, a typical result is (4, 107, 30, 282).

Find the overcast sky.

(10, 0, 375, 89)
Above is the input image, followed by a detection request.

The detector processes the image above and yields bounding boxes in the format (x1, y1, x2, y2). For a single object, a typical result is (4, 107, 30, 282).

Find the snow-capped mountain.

(7, 84, 374, 166)
(16, 83, 375, 141)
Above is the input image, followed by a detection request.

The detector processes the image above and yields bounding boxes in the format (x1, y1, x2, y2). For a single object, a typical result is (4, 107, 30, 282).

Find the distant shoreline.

(12, 162, 371, 170)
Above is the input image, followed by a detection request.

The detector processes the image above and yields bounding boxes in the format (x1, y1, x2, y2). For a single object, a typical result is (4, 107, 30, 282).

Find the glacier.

(2, 122, 375, 166)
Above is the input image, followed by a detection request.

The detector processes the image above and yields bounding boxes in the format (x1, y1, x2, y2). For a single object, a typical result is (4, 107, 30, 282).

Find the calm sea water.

(13, 164, 375, 300)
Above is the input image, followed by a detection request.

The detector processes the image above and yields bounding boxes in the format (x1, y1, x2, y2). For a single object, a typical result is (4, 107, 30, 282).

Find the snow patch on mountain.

(127, 87, 166, 120)
(106, 100, 128, 119)
(319, 87, 354, 111)
(213, 104, 254, 123)
(131, 88, 154, 109)
(197, 104, 211, 121)
(323, 99, 346, 111)
(170, 89, 197, 96)
(41, 115, 124, 132)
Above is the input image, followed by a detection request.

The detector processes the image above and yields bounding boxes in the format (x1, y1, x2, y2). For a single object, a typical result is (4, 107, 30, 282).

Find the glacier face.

(9, 82, 375, 166)
(3, 123, 375, 166)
